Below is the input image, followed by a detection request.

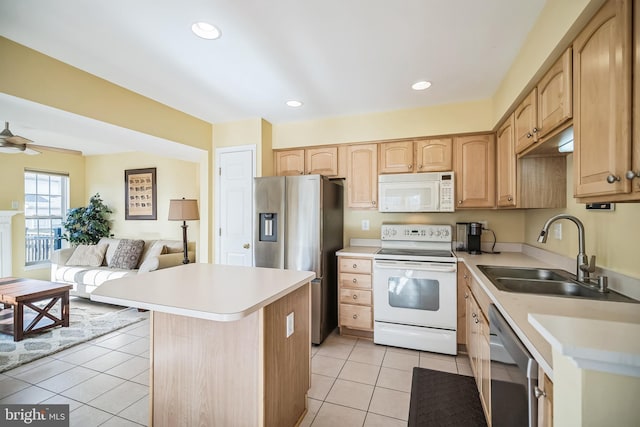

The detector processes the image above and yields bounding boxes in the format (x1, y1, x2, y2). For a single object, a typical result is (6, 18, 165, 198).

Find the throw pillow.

(108, 239, 145, 269)
(66, 244, 109, 267)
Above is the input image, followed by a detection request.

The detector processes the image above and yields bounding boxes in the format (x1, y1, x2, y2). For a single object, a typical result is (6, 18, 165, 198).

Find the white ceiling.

(0, 0, 546, 154)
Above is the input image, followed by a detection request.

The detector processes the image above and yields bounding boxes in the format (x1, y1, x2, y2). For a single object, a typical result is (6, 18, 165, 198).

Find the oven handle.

(374, 260, 457, 273)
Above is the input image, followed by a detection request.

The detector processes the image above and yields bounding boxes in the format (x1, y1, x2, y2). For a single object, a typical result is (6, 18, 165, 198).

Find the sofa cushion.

(138, 241, 169, 272)
(65, 244, 108, 267)
(108, 239, 145, 269)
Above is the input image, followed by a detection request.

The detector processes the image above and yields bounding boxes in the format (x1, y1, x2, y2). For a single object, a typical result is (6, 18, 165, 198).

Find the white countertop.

(336, 246, 380, 257)
(458, 251, 640, 379)
(528, 314, 640, 378)
(91, 263, 315, 322)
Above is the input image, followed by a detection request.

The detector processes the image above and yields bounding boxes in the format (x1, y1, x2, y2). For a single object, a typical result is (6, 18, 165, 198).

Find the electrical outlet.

(361, 219, 370, 231)
(554, 223, 562, 240)
(286, 312, 294, 338)
(11, 200, 18, 209)
(478, 220, 488, 229)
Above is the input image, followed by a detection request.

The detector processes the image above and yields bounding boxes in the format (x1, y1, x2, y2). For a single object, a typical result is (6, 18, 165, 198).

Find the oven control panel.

(381, 224, 452, 242)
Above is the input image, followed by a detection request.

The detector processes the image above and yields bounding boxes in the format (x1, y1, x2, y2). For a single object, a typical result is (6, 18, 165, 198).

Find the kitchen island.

(91, 263, 315, 427)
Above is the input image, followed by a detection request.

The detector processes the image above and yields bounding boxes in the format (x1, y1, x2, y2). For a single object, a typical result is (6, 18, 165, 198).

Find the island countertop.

(91, 263, 315, 322)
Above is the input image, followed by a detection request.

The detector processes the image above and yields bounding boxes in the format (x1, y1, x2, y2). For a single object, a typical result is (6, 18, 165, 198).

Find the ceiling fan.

(0, 121, 40, 155)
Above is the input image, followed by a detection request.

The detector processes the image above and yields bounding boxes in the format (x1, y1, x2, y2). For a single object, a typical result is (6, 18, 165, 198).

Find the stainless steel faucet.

(537, 214, 595, 283)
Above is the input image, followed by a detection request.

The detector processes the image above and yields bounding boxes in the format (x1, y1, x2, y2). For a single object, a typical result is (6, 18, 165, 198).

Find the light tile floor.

(0, 315, 473, 427)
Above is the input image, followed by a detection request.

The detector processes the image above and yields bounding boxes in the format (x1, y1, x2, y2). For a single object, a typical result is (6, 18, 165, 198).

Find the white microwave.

(378, 172, 455, 212)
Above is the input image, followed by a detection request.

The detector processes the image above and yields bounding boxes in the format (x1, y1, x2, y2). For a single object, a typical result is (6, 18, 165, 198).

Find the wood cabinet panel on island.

(338, 256, 373, 338)
(346, 144, 378, 209)
(454, 134, 495, 208)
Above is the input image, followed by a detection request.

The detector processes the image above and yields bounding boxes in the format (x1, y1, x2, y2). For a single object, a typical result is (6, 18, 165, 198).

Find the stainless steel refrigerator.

(254, 175, 343, 344)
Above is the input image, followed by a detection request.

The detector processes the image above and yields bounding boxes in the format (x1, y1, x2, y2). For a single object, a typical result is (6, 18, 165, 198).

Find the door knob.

(243, 243, 251, 249)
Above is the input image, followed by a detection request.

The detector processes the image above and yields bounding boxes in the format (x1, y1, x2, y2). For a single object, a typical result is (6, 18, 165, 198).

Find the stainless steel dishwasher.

(488, 304, 539, 427)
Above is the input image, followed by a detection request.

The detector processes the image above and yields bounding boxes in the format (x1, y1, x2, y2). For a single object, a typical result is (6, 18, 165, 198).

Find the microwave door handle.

(375, 260, 456, 273)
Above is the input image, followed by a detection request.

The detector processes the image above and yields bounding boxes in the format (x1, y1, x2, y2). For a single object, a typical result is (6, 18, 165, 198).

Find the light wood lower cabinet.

(461, 263, 491, 425)
(338, 256, 373, 337)
(537, 367, 554, 427)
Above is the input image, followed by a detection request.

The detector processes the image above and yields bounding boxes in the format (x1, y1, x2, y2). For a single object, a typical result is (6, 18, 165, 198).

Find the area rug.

(408, 367, 487, 427)
(0, 298, 146, 373)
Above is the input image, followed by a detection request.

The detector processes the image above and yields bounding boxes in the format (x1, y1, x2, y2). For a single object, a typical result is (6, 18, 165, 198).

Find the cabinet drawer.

(339, 258, 372, 274)
(340, 304, 373, 330)
(339, 273, 371, 289)
(339, 289, 372, 306)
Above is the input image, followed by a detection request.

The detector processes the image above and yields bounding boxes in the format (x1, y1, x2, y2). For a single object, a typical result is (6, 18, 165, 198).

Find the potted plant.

(62, 193, 113, 245)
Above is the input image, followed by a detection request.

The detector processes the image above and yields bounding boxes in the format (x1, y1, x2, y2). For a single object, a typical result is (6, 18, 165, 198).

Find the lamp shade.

(168, 198, 199, 221)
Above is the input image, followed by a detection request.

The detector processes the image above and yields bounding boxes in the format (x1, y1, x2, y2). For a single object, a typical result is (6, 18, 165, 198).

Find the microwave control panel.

(440, 173, 454, 212)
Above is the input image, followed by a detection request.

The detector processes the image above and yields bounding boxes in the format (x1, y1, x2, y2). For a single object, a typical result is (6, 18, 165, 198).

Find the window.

(24, 170, 69, 266)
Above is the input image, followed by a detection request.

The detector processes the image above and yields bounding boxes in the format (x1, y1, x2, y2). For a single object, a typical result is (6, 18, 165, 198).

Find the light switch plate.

(361, 219, 370, 231)
(286, 312, 294, 337)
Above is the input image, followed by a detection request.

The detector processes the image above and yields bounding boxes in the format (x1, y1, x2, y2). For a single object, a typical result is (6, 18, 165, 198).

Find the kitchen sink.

(477, 265, 639, 303)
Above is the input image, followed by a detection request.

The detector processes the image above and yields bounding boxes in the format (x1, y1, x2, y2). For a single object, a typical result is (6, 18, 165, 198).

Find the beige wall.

(0, 151, 86, 280)
(525, 156, 640, 279)
(272, 99, 494, 149)
(84, 153, 201, 249)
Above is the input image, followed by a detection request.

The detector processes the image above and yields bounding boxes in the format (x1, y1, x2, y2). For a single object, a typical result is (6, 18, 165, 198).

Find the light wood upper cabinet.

(305, 146, 338, 176)
(515, 89, 539, 154)
(415, 138, 453, 172)
(496, 113, 517, 207)
(574, 0, 632, 198)
(454, 134, 496, 208)
(537, 48, 573, 139)
(378, 140, 414, 173)
(347, 144, 378, 209)
(275, 149, 304, 176)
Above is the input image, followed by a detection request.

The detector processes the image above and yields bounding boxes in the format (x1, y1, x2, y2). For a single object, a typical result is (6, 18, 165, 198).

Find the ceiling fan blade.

(6, 135, 33, 144)
(24, 147, 41, 155)
(29, 144, 82, 156)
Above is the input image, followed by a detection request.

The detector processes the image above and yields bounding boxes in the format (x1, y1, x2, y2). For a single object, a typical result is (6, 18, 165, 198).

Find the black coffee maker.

(467, 222, 483, 255)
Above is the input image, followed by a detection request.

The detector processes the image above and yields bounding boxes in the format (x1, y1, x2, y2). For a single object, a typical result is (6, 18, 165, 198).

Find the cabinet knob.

(352, 294, 358, 300)
(299, 170, 303, 175)
(372, 200, 377, 206)
(507, 196, 513, 202)
(534, 386, 546, 399)
(526, 132, 533, 138)
(418, 165, 423, 170)
(474, 318, 479, 324)
(458, 200, 463, 205)
(408, 164, 413, 169)
(464, 293, 469, 299)
(472, 312, 477, 318)
(243, 243, 251, 249)
(532, 127, 539, 134)
(626, 170, 640, 180)
(606, 174, 621, 184)
(353, 264, 358, 269)
(352, 278, 358, 283)
(353, 314, 358, 319)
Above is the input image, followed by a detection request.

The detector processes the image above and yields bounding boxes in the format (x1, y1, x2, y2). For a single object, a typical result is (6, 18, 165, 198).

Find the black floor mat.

(408, 367, 488, 427)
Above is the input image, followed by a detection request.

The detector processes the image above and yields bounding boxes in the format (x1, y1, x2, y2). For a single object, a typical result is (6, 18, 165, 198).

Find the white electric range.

(373, 224, 458, 355)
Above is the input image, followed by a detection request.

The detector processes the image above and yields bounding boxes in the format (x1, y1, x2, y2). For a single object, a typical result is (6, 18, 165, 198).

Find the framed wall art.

(125, 167, 157, 220)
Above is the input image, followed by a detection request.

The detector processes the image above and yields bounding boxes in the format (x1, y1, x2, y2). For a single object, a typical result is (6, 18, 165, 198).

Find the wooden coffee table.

(0, 277, 72, 341)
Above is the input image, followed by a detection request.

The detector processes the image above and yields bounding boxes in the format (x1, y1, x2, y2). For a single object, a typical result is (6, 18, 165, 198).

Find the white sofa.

(50, 237, 195, 298)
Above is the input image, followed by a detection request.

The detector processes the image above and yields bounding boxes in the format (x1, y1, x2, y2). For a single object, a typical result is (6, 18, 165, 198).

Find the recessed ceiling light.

(412, 81, 432, 91)
(191, 22, 221, 40)
(286, 100, 303, 108)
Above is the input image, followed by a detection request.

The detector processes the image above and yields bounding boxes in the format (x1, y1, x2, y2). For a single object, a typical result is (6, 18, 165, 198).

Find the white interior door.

(215, 146, 255, 266)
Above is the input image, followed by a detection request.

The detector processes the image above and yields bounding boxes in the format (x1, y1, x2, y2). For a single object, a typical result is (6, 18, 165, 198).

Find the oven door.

(373, 260, 457, 329)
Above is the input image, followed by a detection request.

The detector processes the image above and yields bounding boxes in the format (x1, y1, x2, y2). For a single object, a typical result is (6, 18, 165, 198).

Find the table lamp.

(168, 198, 199, 264)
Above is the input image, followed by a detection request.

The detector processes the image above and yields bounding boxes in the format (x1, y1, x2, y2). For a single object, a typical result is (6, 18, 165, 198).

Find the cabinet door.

(454, 134, 496, 208)
(305, 147, 338, 176)
(415, 138, 453, 172)
(275, 150, 304, 176)
(465, 287, 478, 379)
(515, 89, 539, 153)
(379, 140, 414, 174)
(496, 113, 517, 207)
(347, 144, 378, 208)
(574, 0, 632, 197)
(537, 367, 554, 427)
(632, 0, 640, 194)
(456, 263, 469, 346)
(537, 48, 573, 139)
